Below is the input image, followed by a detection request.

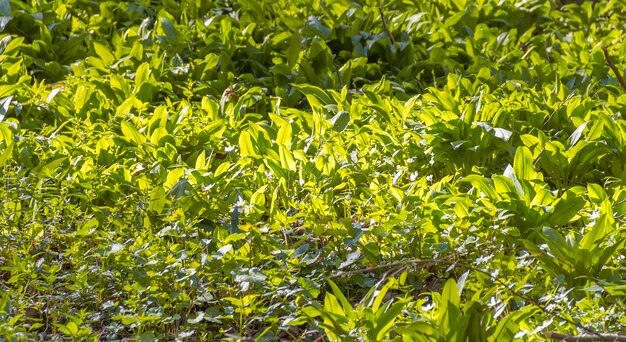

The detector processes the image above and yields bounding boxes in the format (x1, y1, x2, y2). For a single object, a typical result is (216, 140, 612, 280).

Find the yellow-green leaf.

(239, 131, 258, 158)
(148, 186, 167, 214)
(93, 41, 116, 66)
(276, 123, 292, 146)
(278, 145, 296, 171)
(121, 120, 146, 145)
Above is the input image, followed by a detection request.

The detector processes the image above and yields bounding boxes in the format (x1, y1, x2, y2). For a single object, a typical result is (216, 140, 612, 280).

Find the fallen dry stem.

(602, 45, 626, 92)
(543, 331, 626, 341)
(332, 257, 626, 341)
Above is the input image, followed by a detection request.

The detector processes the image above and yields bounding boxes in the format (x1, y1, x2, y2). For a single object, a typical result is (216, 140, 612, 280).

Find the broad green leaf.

(278, 145, 296, 171)
(239, 131, 259, 158)
(370, 278, 396, 313)
(158, 13, 178, 42)
(214, 161, 230, 177)
(135, 62, 150, 90)
(250, 185, 268, 207)
(164, 168, 185, 191)
(0, 84, 22, 98)
(93, 41, 115, 66)
(514, 146, 537, 181)
(0, 0, 10, 17)
(0, 96, 12, 121)
(36, 157, 68, 177)
(541, 227, 573, 262)
(502, 165, 524, 197)
(76, 217, 99, 236)
(148, 186, 167, 214)
(548, 193, 585, 227)
(195, 150, 207, 170)
(580, 214, 610, 251)
(322, 293, 346, 320)
(121, 120, 146, 145)
(329, 111, 350, 132)
(0, 0, 11, 31)
(568, 121, 589, 147)
(286, 32, 301, 67)
(462, 175, 497, 199)
(327, 279, 354, 320)
(474, 121, 512, 142)
(116, 96, 142, 116)
(587, 183, 607, 204)
(491, 307, 535, 341)
(442, 278, 460, 308)
(149, 127, 168, 145)
(373, 300, 406, 340)
(0, 122, 13, 166)
(292, 83, 334, 108)
(276, 123, 292, 146)
(457, 271, 469, 296)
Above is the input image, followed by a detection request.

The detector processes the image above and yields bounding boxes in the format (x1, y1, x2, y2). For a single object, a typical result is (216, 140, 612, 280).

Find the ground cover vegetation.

(1, 0, 626, 340)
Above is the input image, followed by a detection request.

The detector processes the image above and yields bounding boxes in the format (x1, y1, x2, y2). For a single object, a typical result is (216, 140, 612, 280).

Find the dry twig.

(543, 331, 626, 341)
(377, 0, 396, 45)
(332, 257, 625, 341)
(602, 45, 626, 92)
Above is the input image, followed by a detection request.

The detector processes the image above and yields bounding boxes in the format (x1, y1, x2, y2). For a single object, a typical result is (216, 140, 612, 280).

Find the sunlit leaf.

(121, 120, 146, 145)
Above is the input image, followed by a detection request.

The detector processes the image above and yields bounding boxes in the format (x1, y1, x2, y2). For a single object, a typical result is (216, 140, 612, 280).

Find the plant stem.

(543, 331, 626, 341)
(602, 45, 626, 92)
(331, 257, 619, 341)
(377, 0, 396, 45)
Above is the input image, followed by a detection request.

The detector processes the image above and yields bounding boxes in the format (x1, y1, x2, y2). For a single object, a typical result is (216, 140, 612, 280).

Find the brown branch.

(543, 331, 626, 341)
(377, 0, 396, 45)
(329, 256, 455, 278)
(331, 257, 619, 341)
(602, 45, 626, 92)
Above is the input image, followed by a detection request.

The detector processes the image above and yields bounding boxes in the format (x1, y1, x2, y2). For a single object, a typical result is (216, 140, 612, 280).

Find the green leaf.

(158, 13, 178, 42)
(135, 62, 150, 90)
(292, 84, 334, 108)
(329, 111, 350, 132)
(93, 41, 115, 66)
(503, 165, 524, 197)
(76, 217, 99, 236)
(148, 186, 167, 214)
(514, 146, 538, 181)
(286, 32, 301, 67)
(0, 84, 22, 98)
(36, 157, 68, 177)
(322, 293, 346, 322)
(474, 122, 512, 142)
(373, 300, 406, 340)
(491, 308, 535, 341)
(0, 96, 12, 121)
(327, 279, 354, 320)
(568, 121, 589, 147)
(276, 123, 292, 146)
(195, 150, 207, 170)
(120, 120, 146, 145)
(0, 122, 13, 167)
(457, 271, 469, 296)
(541, 227, 573, 262)
(0, 0, 10, 16)
(548, 192, 585, 227)
(442, 278, 460, 308)
(462, 175, 497, 199)
(278, 145, 296, 171)
(164, 168, 185, 191)
(0, 0, 11, 31)
(579, 214, 610, 251)
(239, 131, 259, 158)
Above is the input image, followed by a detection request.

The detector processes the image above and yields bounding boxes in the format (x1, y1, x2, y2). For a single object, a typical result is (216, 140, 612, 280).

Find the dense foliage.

(2, 0, 626, 340)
